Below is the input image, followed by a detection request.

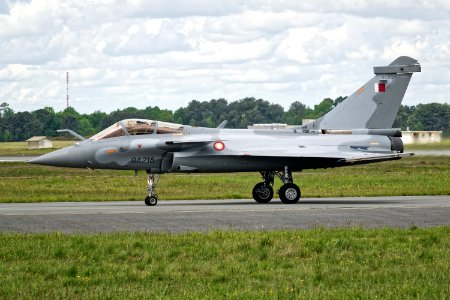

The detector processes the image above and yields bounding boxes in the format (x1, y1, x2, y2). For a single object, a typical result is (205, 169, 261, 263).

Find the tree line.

(0, 97, 449, 142)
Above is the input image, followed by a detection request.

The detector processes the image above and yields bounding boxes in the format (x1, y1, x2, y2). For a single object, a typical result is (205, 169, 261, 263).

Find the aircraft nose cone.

(29, 148, 70, 167)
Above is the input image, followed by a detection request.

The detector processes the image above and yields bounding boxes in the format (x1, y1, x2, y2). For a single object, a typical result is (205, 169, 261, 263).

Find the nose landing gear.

(144, 172, 159, 206)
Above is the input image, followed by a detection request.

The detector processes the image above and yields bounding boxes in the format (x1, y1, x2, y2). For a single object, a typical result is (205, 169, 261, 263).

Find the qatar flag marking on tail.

(374, 81, 386, 93)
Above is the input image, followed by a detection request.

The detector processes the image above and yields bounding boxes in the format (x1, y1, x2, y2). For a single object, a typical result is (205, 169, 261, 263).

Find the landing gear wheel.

(252, 182, 274, 203)
(279, 183, 301, 204)
(145, 195, 158, 206)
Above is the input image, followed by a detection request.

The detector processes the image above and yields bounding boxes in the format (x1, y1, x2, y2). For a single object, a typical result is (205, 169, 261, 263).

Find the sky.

(0, 0, 449, 114)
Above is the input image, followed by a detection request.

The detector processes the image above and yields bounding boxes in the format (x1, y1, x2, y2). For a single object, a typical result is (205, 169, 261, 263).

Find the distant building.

(402, 131, 442, 144)
(302, 119, 315, 126)
(248, 123, 296, 130)
(248, 120, 315, 130)
(248, 124, 443, 145)
(26, 136, 53, 149)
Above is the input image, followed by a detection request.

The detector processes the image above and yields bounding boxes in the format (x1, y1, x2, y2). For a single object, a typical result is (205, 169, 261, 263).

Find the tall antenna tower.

(66, 72, 69, 108)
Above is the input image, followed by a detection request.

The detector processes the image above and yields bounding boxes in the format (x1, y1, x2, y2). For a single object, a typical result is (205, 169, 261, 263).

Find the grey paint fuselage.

(34, 127, 395, 173)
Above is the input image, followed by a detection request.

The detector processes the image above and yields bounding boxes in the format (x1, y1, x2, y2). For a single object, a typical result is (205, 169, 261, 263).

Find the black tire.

(279, 183, 301, 204)
(145, 195, 158, 206)
(252, 182, 274, 203)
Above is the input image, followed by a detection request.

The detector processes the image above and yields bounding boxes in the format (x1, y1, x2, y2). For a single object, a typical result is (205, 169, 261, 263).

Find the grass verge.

(0, 227, 449, 299)
(0, 141, 76, 156)
(0, 156, 449, 202)
(404, 138, 450, 151)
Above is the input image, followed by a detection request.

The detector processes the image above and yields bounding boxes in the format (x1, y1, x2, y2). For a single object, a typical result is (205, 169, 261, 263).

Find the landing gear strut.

(277, 166, 301, 204)
(144, 171, 159, 206)
(252, 166, 301, 204)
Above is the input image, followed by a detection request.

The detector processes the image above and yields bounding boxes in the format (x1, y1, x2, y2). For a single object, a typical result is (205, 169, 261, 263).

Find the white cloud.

(0, 0, 61, 38)
(104, 22, 192, 56)
(123, 0, 249, 18)
(0, 0, 449, 114)
(270, 0, 450, 20)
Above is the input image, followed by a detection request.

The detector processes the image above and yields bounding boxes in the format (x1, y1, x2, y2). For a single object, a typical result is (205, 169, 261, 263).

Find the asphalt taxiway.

(0, 156, 37, 162)
(0, 196, 449, 233)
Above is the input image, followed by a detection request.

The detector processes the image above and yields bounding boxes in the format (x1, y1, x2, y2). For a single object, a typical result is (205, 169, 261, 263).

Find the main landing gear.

(144, 171, 159, 206)
(252, 166, 301, 204)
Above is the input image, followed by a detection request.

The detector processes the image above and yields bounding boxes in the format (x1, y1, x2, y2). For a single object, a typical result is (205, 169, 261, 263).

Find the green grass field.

(0, 227, 449, 299)
(0, 141, 76, 156)
(0, 156, 449, 203)
(404, 138, 450, 150)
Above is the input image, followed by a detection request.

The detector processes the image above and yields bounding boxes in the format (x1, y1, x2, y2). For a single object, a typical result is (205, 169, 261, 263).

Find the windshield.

(90, 119, 184, 141)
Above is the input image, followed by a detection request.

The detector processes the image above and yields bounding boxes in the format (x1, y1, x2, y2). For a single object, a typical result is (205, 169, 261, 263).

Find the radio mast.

(66, 72, 69, 108)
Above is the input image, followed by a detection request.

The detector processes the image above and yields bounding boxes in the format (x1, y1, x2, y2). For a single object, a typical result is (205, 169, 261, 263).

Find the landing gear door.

(161, 153, 174, 173)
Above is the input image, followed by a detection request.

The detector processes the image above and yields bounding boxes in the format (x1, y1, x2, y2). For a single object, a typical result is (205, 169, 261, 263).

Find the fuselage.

(29, 126, 398, 173)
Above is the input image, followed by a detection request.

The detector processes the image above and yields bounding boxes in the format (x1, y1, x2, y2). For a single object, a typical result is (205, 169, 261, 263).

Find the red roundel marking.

(213, 141, 225, 151)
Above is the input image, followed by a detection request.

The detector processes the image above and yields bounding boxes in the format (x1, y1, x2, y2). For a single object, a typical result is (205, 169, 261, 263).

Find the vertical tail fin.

(305, 56, 421, 130)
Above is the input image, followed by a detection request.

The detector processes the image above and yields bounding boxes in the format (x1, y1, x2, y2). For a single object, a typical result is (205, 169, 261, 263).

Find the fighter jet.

(29, 56, 421, 206)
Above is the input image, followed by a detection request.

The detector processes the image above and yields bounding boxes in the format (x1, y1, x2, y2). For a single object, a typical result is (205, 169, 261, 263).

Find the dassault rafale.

(30, 56, 421, 206)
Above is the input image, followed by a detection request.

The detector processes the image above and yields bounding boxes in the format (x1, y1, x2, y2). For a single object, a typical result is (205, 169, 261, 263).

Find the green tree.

(0, 98, 448, 141)
(100, 107, 144, 129)
(77, 117, 95, 137)
(283, 101, 307, 125)
(33, 107, 60, 136)
(306, 98, 334, 119)
(393, 105, 415, 130)
(0, 103, 14, 141)
(227, 97, 284, 128)
(174, 100, 210, 127)
(10, 111, 39, 140)
(408, 103, 450, 134)
(143, 106, 174, 122)
(207, 99, 228, 127)
(57, 107, 81, 132)
(87, 111, 107, 132)
(174, 99, 227, 127)
(173, 106, 187, 125)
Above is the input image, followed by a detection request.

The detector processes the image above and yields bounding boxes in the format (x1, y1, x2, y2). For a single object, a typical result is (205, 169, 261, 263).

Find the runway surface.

(413, 150, 450, 156)
(0, 156, 36, 162)
(1, 196, 449, 233)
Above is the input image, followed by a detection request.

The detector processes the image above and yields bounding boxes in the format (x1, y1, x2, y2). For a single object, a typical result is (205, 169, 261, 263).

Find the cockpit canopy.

(90, 119, 184, 141)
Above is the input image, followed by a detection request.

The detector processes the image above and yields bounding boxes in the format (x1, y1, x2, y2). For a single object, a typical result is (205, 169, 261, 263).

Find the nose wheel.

(144, 172, 159, 206)
(145, 195, 158, 206)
